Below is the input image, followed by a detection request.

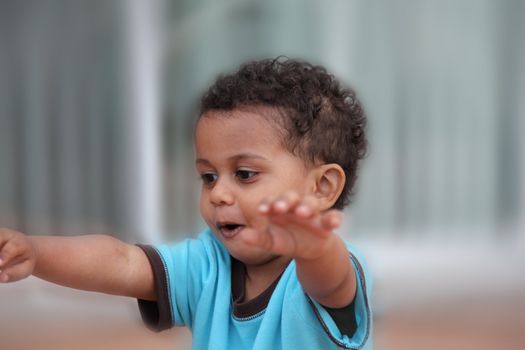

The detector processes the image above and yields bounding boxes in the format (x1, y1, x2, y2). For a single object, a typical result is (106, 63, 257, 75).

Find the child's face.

(195, 109, 315, 265)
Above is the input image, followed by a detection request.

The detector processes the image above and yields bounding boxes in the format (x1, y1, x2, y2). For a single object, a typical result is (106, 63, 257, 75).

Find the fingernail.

(258, 203, 269, 212)
(331, 217, 341, 226)
(275, 200, 287, 210)
(296, 205, 310, 216)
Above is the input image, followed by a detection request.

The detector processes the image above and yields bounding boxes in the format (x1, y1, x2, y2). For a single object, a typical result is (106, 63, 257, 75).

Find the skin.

(0, 230, 155, 300)
(195, 109, 356, 307)
(0, 107, 357, 309)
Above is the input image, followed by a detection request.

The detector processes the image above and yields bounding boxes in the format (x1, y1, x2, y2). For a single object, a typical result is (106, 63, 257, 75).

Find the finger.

(0, 238, 23, 268)
(266, 226, 299, 256)
(241, 227, 275, 251)
(0, 252, 26, 279)
(0, 228, 15, 250)
(242, 225, 297, 257)
(257, 197, 274, 215)
(293, 195, 321, 219)
(269, 191, 301, 214)
(265, 203, 323, 236)
(0, 259, 33, 283)
(321, 210, 343, 230)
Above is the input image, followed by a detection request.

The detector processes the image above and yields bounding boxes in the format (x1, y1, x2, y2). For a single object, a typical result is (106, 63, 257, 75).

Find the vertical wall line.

(121, 0, 164, 243)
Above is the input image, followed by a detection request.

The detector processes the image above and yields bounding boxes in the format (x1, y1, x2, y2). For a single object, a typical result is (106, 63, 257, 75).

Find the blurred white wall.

(122, 0, 164, 243)
(0, 0, 165, 242)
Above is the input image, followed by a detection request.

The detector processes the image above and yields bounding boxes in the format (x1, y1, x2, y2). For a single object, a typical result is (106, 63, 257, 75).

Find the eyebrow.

(196, 153, 268, 165)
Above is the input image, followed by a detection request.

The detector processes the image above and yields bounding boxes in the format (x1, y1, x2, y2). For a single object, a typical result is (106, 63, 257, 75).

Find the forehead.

(195, 109, 287, 160)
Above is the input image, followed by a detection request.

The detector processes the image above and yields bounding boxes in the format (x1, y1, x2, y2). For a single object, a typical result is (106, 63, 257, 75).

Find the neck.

(243, 255, 291, 301)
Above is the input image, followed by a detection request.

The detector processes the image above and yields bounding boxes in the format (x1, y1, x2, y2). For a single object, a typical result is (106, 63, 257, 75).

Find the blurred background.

(1, 0, 524, 349)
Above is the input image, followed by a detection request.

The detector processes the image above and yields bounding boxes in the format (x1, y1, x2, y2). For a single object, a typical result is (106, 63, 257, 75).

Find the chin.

(230, 249, 280, 266)
(211, 229, 280, 265)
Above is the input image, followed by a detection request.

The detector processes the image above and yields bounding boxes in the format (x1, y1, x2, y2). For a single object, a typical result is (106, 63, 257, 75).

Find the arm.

(295, 234, 356, 308)
(0, 228, 156, 301)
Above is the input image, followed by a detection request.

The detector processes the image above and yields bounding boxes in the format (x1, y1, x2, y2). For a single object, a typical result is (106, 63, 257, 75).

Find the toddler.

(0, 57, 372, 349)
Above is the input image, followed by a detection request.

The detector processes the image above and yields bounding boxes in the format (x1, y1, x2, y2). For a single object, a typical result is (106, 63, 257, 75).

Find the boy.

(0, 58, 372, 349)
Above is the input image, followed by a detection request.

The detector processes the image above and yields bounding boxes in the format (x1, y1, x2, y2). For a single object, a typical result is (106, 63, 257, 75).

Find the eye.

(200, 172, 218, 185)
(235, 169, 258, 182)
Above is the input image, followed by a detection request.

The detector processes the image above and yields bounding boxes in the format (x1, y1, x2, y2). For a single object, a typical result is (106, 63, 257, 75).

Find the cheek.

(199, 192, 211, 219)
(244, 176, 305, 205)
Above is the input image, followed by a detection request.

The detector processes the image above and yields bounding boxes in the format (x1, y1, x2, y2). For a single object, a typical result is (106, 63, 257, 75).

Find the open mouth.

(217, 223, 246, 239)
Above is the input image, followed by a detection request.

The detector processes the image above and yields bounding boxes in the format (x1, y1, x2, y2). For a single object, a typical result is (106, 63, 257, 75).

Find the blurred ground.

(374, 292, 525, 350)
(0, 277, 189, 350)
(1, 272, 524, 350)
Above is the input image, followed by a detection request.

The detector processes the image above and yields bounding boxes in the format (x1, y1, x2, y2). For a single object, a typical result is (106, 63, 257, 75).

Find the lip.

(216, 222, 246, 239)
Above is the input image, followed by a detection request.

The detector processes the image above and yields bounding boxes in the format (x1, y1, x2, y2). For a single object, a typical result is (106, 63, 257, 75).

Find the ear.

(310, 164, 345, 210)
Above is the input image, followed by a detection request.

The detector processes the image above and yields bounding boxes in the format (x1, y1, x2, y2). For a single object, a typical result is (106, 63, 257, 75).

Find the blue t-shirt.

(138, 228, 372, 349)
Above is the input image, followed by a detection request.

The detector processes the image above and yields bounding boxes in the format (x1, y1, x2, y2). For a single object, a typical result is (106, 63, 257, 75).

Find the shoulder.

(155, 228, 229, 270)
(280, 242, 373, 349)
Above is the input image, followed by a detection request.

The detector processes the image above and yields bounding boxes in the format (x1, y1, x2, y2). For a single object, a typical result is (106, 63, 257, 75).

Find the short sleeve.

(137, 237, 212, 331)
(307, 246, 373, 349)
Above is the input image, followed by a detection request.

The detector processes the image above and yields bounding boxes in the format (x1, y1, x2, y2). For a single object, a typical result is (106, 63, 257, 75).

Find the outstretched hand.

(0, 228, 36, 283)
(242, 191, 342, 260)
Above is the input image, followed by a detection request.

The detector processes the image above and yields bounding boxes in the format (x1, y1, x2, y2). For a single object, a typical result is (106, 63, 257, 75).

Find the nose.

(209, 179, 235, 206)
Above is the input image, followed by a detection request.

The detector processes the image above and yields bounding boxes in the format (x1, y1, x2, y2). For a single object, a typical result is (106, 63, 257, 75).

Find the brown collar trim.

(231, 257, 284, 319)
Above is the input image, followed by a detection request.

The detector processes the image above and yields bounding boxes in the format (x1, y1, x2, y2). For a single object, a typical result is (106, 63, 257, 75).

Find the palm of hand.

(241, 192, 342, 260)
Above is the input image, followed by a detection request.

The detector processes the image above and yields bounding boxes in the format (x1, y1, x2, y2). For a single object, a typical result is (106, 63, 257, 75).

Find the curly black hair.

(199, 57, 367, 209)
